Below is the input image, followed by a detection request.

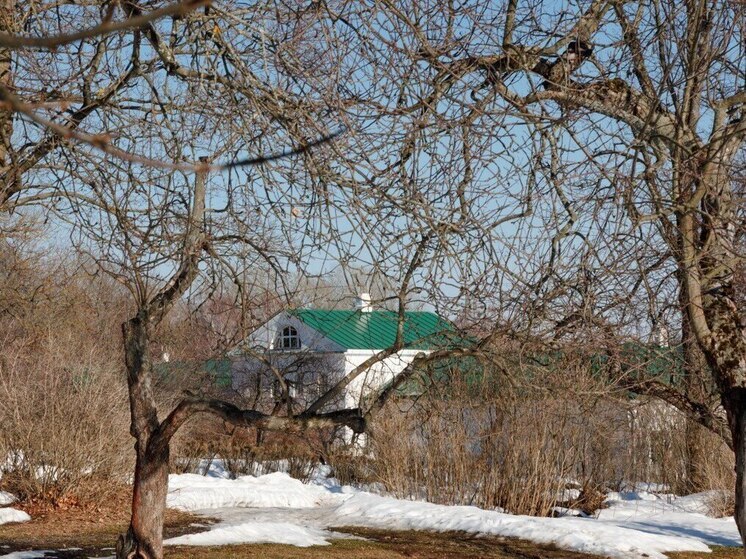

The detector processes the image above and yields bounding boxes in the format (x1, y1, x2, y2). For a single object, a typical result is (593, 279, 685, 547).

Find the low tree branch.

(153, 397, 366, 451)
(625, 377, 732, 449)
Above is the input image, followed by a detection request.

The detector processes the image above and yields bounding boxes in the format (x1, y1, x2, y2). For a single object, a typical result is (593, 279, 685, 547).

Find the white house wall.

(231, 351, 347, 410)
(342, 349, 427, 408)
(235, 313, 431, 414)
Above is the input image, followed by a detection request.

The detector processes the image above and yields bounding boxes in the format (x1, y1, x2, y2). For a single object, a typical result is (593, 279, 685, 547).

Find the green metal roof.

(288, 309, 460, 351)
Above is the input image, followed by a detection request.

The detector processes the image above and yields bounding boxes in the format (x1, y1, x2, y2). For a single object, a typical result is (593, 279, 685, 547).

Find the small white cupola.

(355, 292, 373, 313)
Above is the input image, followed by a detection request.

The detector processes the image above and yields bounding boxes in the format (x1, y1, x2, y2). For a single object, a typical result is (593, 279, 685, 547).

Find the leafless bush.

(326, 446, 376, 487)
(363, 372, 573, 515)
(0, 334, 131, 503)
(357, 358, 734, 517)
(170, 416, 318, 482)
(707, 490, 736, 518)
(0, 248, 132, 505)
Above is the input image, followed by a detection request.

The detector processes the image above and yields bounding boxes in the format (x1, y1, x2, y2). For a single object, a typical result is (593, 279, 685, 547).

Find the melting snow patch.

(165, 521, 331, 547)
(334, 493, 714, 559)
(167, 472, 334, 511)
(165, 470, 740, 558)
(0, 492, 16, 506)
(0, 508, 30, 525)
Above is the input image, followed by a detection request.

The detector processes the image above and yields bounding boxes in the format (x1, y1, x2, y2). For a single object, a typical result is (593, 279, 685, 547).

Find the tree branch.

(153, 397, 366, 451)
(0, 1, 206, 49)
(625, 377, 732, 449)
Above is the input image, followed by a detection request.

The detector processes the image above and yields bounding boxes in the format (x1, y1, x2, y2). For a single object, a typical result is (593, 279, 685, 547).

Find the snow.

(0, 507, 30, 525)
(166, 521, 332, 547)
(597, 490, 740, 548)
(161, 469, 741, 558)
(1, 464, 740, 558)
(334, 492, 714, 559)
(167, 471, 336, 511)
(0, 492, 16, 506)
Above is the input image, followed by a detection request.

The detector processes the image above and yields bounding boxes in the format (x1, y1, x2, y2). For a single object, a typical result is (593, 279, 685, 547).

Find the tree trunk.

(117, 449, 170, 559)
(118, 314, 168, 559)
(0, 0, 14, 207)
(117, 167, 209, 559)
(680, 302, 711, 493)
(723, 389, 746, 554)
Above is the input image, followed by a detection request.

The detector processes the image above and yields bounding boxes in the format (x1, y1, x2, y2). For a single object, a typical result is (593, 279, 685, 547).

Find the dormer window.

(279, 326, 301, 349)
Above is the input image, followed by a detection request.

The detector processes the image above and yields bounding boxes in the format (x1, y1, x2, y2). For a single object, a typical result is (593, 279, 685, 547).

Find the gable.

(243, 311, 345, 352)
(288, 309, 460, 351)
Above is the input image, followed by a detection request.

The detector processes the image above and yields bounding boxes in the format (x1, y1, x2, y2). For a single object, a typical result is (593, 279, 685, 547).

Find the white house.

(230, 294, 458, 413)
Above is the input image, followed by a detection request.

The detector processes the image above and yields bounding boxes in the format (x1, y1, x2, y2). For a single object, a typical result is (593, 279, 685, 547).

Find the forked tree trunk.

(117, 314, 171, 559)
(116, 165, 208, 559)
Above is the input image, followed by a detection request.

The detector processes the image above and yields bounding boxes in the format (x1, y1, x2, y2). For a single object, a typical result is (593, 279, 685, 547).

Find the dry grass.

(0, 517, 607, 559)
(668, 547, 744, 559)
(166, 528, 605, 559)
(0, 490, 207, 553)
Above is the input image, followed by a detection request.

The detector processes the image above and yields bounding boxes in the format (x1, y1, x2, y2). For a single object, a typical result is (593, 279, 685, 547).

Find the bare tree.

(16, 0, 746, 554)
(316, 0, 746, 548)
(0, 2, 362, 556)
(4, 7, 477, 559)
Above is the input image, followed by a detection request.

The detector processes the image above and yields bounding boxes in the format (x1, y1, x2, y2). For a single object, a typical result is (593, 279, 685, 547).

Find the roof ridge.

(290, 308, 437, 314)
(285, 307, 455, 350)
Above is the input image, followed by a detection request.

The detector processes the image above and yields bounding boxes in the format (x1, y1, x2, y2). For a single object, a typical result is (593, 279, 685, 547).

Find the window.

(278, 326, 301, 350)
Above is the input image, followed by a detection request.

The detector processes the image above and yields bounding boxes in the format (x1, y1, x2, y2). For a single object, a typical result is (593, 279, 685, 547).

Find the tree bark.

(680, 294, 712, 493)
(117, 449, 169, 559)
(118, 314, 168, 559)
(0, 0, 14, 207)
(724, 389, 746, 550)
(679, 164, 746, 550)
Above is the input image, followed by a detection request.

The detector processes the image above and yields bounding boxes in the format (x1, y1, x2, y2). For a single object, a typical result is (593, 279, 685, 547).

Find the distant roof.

(288, 309, 461, 351)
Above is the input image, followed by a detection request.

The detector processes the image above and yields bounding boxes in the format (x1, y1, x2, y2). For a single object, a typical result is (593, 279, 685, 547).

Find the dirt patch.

(334, 527, 602, 558)
(0, 498, 208, 558)
(164, 527, 604, 559)
(1, 516, 606, 559)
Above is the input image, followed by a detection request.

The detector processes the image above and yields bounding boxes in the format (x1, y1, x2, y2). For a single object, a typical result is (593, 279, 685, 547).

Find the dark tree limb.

(0, 1, 206, 50)
(624, 377, 732, 450)
(153, 398, 366, 453)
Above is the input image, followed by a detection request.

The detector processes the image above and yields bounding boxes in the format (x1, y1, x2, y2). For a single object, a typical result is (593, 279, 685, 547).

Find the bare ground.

(0, 506, 604, 559)
(668, 549, 744, 559)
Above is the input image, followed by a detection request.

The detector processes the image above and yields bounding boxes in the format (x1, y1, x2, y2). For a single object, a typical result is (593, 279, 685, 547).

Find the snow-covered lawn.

(0, 463, 739, 558)
(163, 465, 741, 559)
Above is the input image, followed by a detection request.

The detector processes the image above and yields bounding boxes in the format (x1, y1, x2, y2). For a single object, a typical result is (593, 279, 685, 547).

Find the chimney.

(355, 292, 373, 313)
